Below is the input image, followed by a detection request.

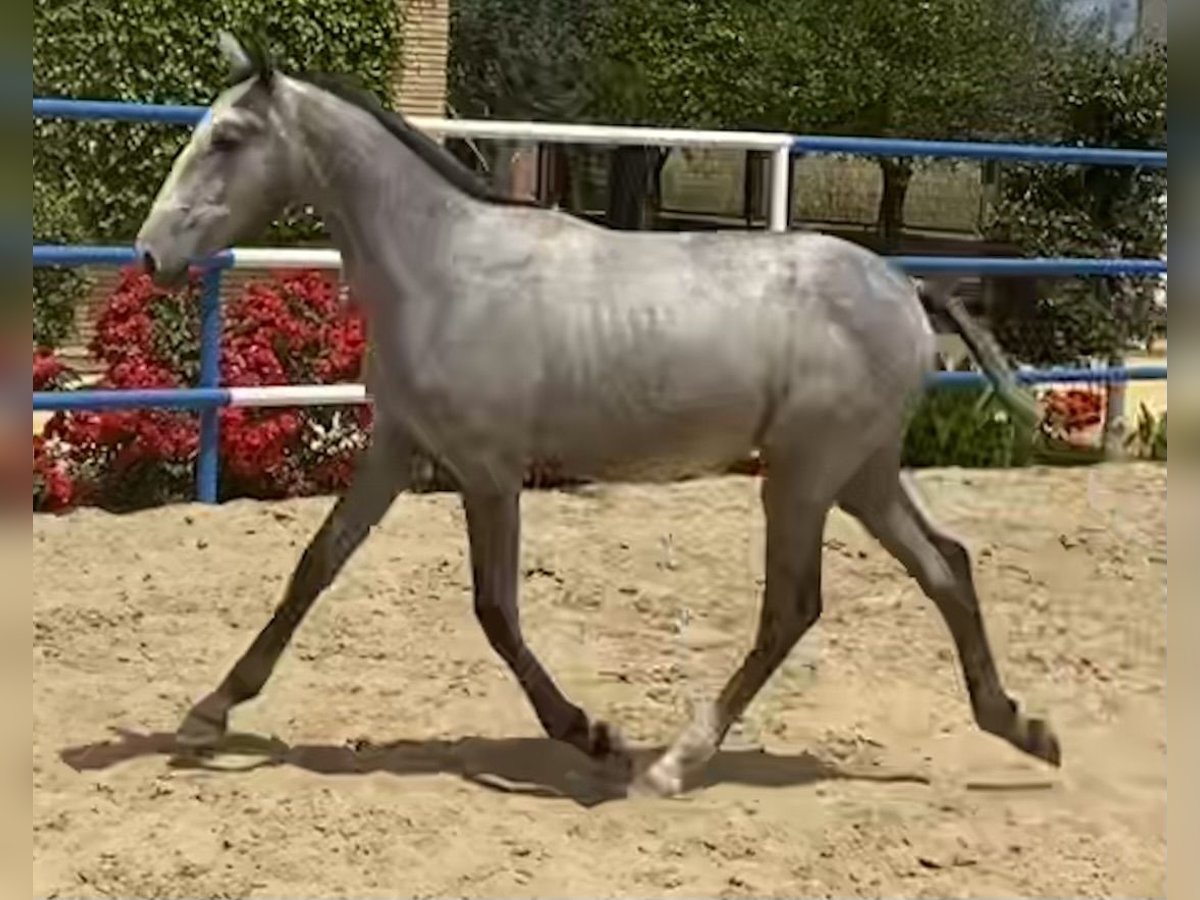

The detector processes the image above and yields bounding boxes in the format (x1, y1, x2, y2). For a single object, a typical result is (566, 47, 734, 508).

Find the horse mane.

(294, 72, 547, 210)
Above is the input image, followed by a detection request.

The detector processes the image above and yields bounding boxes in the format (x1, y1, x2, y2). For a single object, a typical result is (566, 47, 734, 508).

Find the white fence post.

(767, 143, 792, 232)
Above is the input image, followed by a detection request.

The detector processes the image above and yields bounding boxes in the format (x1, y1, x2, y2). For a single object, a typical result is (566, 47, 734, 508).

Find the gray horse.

(134, 33, 1059, 796)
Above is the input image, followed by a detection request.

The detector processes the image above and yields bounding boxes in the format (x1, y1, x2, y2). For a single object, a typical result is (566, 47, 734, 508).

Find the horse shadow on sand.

(56, 726, 962, 808)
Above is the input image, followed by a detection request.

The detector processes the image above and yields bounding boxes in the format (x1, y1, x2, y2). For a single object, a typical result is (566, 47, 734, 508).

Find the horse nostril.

(141, 251, 158, 277)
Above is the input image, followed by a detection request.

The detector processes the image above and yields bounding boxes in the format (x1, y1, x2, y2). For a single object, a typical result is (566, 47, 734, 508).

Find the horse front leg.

(461, 487, 631, 777)
(175, 426, 412, 749)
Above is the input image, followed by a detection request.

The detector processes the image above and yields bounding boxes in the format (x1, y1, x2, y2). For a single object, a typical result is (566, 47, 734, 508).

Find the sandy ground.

(33, 464, 1166, 899)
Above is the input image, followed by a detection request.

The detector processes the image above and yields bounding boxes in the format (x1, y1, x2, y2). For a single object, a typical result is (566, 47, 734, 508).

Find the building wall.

(392, 0, 450, 117)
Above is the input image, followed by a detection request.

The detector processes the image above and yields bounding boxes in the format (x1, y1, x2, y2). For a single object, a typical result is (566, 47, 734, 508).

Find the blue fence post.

(197, 267, 223, 503)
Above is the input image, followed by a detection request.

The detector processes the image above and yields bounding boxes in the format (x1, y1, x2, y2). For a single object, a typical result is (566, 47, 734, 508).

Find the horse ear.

(218, 30, 275, 86)
(218, 30, 256, 83)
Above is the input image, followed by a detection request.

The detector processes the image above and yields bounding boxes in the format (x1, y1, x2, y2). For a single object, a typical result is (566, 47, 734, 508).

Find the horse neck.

(281, 80, 474, 300)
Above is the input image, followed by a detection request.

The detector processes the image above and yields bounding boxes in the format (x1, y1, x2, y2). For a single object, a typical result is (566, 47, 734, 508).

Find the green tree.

(448, 0, 600, 122)
(447, 0, 605, 211)
(584, 0, 790, 129)
(586, 0, 1057, 245)
(984, 38, 1167, 365)
(583, 1, 794, 227)
(788, 0, 1057, 247)
(449, 0, 798, 226)
(32, 178, 88, 350)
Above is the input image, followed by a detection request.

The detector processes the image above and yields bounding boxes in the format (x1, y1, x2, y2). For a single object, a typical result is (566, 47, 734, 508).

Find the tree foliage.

(985, 38, 1167, 364)
(448, 0, 600, 122)
(584, 1, 791, 129)
(32, 177, 87, 349)
(32, 0, 404, 348)
(450, 0, 1060, 244)
(771, 0, 1057, 247)
(776, 0, 1056, 139)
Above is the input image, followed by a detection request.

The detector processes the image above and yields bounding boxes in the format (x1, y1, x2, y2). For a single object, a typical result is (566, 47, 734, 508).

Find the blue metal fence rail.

(34, 97, 207, 124)
(30, 243, 1170, 277)
(34, 97, 1171, 169)
(32, 244, 234, 268)
(33, 98, 1169, 505)
(790, 135, 1168, 168)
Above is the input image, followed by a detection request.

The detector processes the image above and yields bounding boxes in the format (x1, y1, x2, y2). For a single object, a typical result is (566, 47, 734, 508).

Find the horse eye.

(210, 132, 239, 152)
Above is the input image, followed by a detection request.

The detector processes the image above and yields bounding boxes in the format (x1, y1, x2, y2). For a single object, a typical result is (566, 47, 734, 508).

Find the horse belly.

(533, 398, 763, 484)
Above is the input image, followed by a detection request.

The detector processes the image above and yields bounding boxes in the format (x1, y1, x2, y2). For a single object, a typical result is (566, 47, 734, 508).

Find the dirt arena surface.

(33, 464, 1166, 899)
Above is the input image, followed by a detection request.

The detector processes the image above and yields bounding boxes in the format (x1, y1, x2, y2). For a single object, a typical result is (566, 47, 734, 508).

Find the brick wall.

(392, 0, 450, 117)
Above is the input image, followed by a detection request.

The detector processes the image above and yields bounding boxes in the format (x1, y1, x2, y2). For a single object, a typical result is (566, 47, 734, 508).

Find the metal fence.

(32, 97, 1169, 503)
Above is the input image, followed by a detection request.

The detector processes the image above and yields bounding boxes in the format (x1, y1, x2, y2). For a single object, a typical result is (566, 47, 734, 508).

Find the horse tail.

(915, 276, 1039, 431)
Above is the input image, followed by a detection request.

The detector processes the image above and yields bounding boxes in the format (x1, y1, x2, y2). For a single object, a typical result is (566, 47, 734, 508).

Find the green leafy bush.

(985, 40, 1167, 366)
(1125, 403, 1167, 461)
(32, 178, 89, 350)
(902, 386, 1034, 469)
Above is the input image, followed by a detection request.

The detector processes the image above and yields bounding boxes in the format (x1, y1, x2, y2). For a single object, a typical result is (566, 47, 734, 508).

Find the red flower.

(1041, 388, 1104, 444)
(32, 349, 75, 391)
(33, 435, 75, 512)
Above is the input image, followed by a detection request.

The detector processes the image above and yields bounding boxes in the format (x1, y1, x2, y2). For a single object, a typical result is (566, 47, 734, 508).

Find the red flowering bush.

(1039, 387, 1104, 446)
(33, 348, 77, 391)
(35, 266, 371, 512)
(216, 269, 370, 498)
(32, 434, 75, 512)
(33, 349, 81, 512)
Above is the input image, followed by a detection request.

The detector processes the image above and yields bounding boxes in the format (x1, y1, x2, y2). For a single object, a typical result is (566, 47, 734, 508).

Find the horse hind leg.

(837, 446, 1061, 768)
(637, 465, 829, 797)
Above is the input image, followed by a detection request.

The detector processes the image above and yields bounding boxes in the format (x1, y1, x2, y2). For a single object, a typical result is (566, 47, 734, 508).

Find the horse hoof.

(589, 719, 626, 756)
(633, 762, 684, 798)
(174, 697, 228, 751)
(1024, 717, 1062, 768)
(588, 720, 634, 781)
